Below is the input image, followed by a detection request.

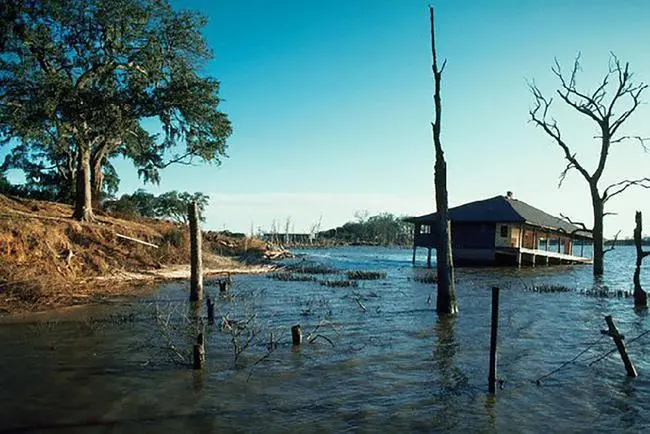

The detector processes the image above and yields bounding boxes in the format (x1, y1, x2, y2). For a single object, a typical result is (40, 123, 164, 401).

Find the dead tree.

(530, 54, 650, 276)
(633, 211, 649, 308)
(430, 6, 457, 315)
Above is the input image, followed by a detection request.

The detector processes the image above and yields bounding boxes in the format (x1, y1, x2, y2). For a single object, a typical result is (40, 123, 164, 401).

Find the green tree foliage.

(319, 212, 412, 246)
(0, 0, 231, 221)
(104, 189, 209, 223)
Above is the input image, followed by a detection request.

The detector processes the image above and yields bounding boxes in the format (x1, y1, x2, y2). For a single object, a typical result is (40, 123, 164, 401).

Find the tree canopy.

(0, 0, 231, 220)
(103, 189, 209, 223)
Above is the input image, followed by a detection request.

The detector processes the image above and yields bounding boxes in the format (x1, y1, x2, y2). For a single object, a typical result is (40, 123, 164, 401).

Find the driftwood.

(264, 249, 293, 260)
(602, 315, 637, 377)
(115, 233, 159, 248)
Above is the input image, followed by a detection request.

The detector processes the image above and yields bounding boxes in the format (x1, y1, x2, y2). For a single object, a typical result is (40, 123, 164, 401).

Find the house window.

(421, 225, 431, 234)
(500, 225, 508, 238)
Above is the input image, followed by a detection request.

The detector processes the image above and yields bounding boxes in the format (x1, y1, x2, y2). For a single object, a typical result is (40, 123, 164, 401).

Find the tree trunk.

(591, 186, 604, 276)
(91, 154, 104, 209)
(633, 211, 648, 308)
(72, 146, 95, 221)
(430, 6, 457, 315)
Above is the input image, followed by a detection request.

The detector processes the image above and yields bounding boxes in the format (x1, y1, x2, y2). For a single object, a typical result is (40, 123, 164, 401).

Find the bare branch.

(558, 159, 576, 188)
(609, 135, 650, 149)
(603, 230, 621, 255)
(602, 178, 650, 203)
(552, 54, 607, 122)
(529, 82, 592, 183)
(560, 213, 593, 234)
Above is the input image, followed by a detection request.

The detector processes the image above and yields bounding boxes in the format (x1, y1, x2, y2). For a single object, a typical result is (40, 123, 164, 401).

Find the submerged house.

(404, 192, 593, 267)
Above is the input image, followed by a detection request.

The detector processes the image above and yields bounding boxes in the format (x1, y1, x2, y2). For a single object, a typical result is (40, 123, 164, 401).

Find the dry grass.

(0, 194, 272, 313)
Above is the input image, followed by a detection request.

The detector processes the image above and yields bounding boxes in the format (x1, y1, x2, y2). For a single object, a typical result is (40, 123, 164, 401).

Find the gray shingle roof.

(404, 195, 592, 239)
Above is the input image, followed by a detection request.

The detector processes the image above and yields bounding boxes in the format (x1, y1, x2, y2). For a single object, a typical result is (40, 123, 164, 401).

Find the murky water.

(1, 246, 650, 433)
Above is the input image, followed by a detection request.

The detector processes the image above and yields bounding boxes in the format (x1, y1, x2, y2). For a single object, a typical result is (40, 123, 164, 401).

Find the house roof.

(404, 195, 592, 239)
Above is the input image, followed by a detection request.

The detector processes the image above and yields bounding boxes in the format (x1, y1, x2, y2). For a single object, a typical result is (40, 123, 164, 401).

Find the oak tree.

(0, 0, 231, 220)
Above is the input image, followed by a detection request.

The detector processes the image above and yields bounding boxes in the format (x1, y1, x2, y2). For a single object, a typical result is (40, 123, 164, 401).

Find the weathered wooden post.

(193, 332, 205, 370)
(633, 211, 649, 308)
(430, 6, 457, 315)
(206, 296, 215, 325)
(291, 325, 302, 346)
(427, 248, 432, 269)
(488, 287, 500, 394)
(603, 315, 637, 377)
(189, 202, 203, 302)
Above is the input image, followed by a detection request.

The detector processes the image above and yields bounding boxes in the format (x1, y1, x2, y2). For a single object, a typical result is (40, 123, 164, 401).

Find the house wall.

(452, 222, 495, 249)
(412, 222, 495, 250)
(494, 223, 522, 248)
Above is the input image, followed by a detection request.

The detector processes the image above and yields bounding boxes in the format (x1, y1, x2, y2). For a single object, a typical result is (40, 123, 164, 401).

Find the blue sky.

(8, 1, 650, 236)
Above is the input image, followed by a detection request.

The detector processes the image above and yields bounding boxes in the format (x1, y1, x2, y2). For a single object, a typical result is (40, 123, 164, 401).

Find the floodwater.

(1, 246, 650, 433)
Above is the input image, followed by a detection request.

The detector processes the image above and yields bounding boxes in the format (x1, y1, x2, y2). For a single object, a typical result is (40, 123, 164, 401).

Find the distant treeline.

(604, 238, 650, 246)
(318, 212, 412, 246)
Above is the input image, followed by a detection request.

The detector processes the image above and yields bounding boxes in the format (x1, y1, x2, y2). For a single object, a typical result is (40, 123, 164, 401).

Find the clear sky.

(10, 0, 650, 237)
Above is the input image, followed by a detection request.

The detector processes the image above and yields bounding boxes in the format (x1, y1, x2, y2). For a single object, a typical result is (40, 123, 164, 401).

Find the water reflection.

(430, 315, 468, 430)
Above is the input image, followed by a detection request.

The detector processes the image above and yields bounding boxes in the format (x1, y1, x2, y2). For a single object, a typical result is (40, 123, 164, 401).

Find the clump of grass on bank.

(267, 272, 317, 282)
(346, 270, 387, 280)
(319, 279, 359, 288)
(284, 263, 339, 275)
(413, 270, 437, 284)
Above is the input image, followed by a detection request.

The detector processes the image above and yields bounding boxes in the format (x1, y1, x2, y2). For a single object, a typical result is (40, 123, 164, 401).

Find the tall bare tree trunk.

(591, 184, 604, 276)
(633, 211, 648, 308)
(72, 146, 95, 221)
(430, 6, 457, 315)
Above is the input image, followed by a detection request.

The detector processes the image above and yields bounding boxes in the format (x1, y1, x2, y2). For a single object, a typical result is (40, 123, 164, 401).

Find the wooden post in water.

(603, 315, 637, 377)
(291, 325, 302, 346)
(427, 248, 432, 269)
(189, 202, 203, 302)
(412, 245, 417, 265)
(633, 211, 649, 308)
(207, 296, 215, 325)
(488, 287, 500, 394)
(193, 332, 205, 370)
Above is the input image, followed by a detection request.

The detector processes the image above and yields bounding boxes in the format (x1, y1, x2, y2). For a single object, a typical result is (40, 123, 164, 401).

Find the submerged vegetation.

(319, 280, 359, 288)
(267, 272, 317, 282)
(346, 271, 387, 280)
(413, 270, 438, 284)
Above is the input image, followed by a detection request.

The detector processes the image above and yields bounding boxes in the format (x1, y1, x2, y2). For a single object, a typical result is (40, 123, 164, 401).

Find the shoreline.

(0, 260, 278, 318)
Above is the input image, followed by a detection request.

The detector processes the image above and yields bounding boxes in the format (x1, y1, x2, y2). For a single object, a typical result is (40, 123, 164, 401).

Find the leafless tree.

(430, 6, 457, 314)
(529, 54, 650, 275)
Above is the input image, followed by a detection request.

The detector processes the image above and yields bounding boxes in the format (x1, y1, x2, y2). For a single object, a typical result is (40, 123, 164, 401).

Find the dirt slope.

(0, 194, 271, 313)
